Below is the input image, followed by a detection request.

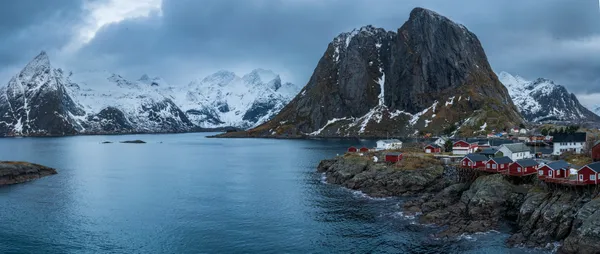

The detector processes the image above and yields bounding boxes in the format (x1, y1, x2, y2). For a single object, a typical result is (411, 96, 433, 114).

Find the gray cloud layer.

(2, 0, 600, 98)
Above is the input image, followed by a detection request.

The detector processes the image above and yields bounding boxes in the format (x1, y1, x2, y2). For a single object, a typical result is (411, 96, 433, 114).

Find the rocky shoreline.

(0, 161, 57, 186)
(318, 154, 600, 254)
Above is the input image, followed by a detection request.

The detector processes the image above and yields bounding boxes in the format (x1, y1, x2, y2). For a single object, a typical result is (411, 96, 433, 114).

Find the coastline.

(318, 152, 600, 253)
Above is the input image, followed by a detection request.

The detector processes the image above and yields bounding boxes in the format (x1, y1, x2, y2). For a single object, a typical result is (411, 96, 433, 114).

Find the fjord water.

(0, 133, 541, 253)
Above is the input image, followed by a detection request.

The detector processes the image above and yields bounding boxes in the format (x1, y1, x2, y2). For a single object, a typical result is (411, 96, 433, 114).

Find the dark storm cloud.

(3, 0, 600, 96)
(0, 0, 86, 65)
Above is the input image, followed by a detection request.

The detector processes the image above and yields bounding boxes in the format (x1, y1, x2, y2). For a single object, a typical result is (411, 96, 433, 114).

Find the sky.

(0, 0, 599, 108)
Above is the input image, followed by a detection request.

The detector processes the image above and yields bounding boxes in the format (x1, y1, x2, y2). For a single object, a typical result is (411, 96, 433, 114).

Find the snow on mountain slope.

(66, 71, 194, 133)
(0, 52, 85, 136)
(0, 52, 298, 136)
(175, 69, 300, 129)
(499, 71, 600, 123)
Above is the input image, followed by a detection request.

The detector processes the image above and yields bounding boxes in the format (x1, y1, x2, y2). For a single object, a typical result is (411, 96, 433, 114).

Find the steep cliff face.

(228, 7, 523, 138)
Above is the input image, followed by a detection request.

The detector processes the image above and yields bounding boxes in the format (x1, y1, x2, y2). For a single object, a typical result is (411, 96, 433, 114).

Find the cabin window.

(463, 161, 467, 166)
(492, 164, 497, 169)
(487, 164, 491, 169)
(591, 175, 596, 181)
(501, 164, 504, 169)
(580, 174, 584, 181)
(517, 167, 522, 172)
(549, 171, 553, 176)
(468, 162, 472, 166)
(538, 170, 543, 176)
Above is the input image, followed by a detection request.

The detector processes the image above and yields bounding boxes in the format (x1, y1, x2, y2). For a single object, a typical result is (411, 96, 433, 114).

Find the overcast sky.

(1, 0, 599, 107)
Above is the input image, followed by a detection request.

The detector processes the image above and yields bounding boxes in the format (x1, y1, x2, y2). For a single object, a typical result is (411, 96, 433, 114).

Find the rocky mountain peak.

(242, 68, 279, 85)
(139, 74, 151, 82)
(19, 51, 51, 79)
(499, 72, 600, 123)
(223, 7, 523, 139)
(200, 70, 237, 87)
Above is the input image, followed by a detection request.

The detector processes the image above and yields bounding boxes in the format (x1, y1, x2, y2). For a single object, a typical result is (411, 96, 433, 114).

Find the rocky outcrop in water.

(317, 154, 448, 197)
(0, 161, 57, 185)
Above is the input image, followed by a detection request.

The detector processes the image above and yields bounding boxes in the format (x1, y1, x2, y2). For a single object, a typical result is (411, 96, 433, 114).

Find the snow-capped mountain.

(171, 69, 299, 129)
(593, 105, 600, 117)
(0, 51, 298, 136)
(499, 71, 600, 123)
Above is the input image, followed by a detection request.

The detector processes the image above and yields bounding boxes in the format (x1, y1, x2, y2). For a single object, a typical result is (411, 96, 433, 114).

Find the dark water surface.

(0, 133, 547, 253)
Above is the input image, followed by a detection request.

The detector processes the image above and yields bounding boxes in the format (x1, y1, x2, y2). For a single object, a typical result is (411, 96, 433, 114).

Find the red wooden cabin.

(359, 147, 370, 153)
(506, 159, 539, 176)
(424, 144, 442, 154)
(348, 147, 358, 153)
(453, 140, 478, 155)
(385, 153, 403, 163)
(460, 154, 488, 169)
(593, 141, 600, 162)
(538, 160, 570, 180)
(577, 162, 600, 185)
(484, 156, 513, 173)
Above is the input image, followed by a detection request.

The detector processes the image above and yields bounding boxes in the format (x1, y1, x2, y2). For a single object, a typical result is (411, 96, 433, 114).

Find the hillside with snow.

(499, 71, 600, 124)
(0, 52, 299, 136)
(171, 69, 299, 129)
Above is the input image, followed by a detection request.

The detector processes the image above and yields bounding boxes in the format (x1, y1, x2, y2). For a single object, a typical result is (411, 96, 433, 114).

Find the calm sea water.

(0, 133, 547, 253)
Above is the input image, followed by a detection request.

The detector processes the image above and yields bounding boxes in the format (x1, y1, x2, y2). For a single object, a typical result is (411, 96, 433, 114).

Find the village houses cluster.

(346, 132, 600, 186)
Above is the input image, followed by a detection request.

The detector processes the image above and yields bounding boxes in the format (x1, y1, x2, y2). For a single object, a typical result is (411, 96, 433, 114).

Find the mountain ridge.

(498, 71, 600, 124)
(220, 7, 524, 139)
(0, 52, 299, 136)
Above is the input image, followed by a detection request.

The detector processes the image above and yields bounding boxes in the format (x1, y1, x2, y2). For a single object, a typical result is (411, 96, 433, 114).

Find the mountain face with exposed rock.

(222, 7, 523, 138)
(0, 52, 298, 136)
(499, 72, 600, 124)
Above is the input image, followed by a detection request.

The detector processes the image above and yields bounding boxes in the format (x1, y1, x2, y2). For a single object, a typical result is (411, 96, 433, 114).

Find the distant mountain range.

(498, 72, 600, 124)
(0, 52, 299, 136)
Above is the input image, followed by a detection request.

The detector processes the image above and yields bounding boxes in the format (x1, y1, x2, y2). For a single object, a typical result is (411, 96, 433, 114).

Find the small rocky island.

(318, 152, 600, 254)
(0, 161, 57, 186)
(120, 140, 146, 144)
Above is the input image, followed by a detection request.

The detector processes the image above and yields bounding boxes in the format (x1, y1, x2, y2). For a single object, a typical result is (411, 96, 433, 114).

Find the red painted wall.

(510, 163, 537, 175)
(454, 141, 469, 148)
(578, 167, 599, 185)
(593, 144, 600, 162)
(385, 154, 402, 163)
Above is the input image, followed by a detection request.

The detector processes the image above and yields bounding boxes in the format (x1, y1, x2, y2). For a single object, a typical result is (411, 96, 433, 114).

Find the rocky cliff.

(319, 154, 600, 253)
(223, 7, 523, 138)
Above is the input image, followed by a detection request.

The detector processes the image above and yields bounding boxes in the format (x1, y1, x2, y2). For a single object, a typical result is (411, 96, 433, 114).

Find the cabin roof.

(386, 152, 402, 156)
(515, 159, 539, 168)
(553, 133, 587, 143)
(594, 140, 600, 147)
(544, 160, 570, 170)
(584, 162, 600, 173)
(480, 148, 500, 155)
(465, 154, 488, 162)
(490, 156, 513, 165)
(500, 143, 529, 153)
